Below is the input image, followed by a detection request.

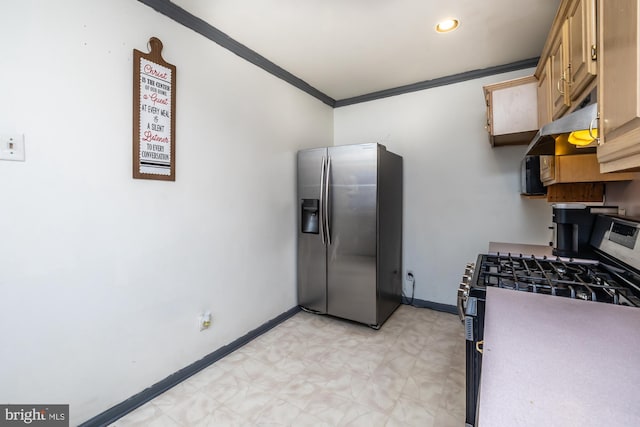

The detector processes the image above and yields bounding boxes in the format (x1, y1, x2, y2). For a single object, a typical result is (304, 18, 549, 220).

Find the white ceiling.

(171, 0, 561, 101)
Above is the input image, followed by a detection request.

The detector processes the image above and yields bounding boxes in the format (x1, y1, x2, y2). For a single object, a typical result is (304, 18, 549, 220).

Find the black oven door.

(465, 289, 485, 427)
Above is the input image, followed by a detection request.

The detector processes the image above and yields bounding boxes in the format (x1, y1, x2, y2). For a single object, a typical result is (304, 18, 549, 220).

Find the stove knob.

(462, 275, 472, 284)
(459, 283, 469, 296)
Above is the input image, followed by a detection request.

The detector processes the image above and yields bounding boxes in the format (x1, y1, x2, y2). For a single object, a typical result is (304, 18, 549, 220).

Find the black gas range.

(458, 214, 640, 427)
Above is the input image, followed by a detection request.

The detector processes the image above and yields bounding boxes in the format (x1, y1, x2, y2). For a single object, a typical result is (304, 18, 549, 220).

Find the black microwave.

(521, 156, 546, 195)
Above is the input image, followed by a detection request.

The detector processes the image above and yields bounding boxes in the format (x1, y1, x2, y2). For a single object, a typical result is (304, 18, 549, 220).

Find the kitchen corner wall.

(605, 180, 640, 217)
(0, 1, 332, 424)
(334, 69, 552, 305)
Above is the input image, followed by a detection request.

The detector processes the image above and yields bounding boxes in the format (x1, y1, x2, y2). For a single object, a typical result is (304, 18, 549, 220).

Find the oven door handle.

(457, 285, 467, 322)
(476, 340, 484, 354)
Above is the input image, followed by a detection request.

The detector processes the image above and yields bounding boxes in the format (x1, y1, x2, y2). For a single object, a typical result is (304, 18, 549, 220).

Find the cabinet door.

(491, 82, 537, 135)
(483, 76, 538, 146)
(540, 155, 555, 184)
(485, 92, 492, 136)
(597, 0, 640, 172)
(537, 61, 553, 127)
(551, 21, 570, 119)
(567, 0, 597, 101)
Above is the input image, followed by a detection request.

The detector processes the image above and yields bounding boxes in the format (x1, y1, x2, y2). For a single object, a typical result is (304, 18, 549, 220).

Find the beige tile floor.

(110, 305, 466, 427)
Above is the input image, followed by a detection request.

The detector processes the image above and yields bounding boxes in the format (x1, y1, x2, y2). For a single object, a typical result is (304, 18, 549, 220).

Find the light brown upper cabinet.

(483, 76, 538, 146)
(567, 0, 597, 101)
(550, 22, 570, 119)
(537, 61, 553, 128)
(597, 0, 640, 172)
(537, 0, 597, 121)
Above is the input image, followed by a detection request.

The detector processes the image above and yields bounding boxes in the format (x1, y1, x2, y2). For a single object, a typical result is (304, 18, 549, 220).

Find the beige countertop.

(488, 241, 554, 257)
(478, 287, 640, 427)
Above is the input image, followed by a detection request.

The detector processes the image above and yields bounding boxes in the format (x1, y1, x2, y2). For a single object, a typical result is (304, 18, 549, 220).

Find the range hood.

(525, 103, 598, 156)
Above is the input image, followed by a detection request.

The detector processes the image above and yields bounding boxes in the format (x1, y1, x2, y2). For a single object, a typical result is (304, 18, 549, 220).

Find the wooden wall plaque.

(133, 37, 176, 181)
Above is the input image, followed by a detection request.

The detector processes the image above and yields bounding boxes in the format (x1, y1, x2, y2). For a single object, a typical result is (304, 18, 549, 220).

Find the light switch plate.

(0, 134, 25, 161)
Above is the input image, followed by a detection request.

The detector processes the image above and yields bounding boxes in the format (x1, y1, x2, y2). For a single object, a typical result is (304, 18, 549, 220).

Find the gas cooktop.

(458, 215, 640, 321)
(476, 253, 640, 307)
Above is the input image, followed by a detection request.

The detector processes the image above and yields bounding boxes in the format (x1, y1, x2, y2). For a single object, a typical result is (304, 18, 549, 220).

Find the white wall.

(606, 180, 640, 216)
(0, 1, 332, 424)
(334, 69, 552, 305)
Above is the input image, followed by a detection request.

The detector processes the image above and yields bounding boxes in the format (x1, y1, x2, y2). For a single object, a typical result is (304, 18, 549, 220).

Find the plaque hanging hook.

(147, 37, 164, 56)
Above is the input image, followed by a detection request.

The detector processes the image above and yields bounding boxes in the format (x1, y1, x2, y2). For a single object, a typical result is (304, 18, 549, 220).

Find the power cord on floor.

(402, 272, 416, 306)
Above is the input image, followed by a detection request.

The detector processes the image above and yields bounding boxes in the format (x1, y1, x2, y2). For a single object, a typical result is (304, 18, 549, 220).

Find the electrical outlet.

(0, 134, 25, 161)
(406, 270, 414, 281)
(199, 311, 212, 331)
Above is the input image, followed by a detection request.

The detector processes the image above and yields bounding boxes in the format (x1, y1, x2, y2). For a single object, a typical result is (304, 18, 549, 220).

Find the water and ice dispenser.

(301, 199, 319, 234)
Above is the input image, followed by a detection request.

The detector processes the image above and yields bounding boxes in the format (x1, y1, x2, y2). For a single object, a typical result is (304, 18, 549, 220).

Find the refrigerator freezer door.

(326, 143, 378, 325)
(297, 148, 327, 313)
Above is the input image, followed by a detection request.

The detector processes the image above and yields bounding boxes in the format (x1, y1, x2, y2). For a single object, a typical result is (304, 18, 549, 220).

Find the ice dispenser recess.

(301, 199, 319, 234)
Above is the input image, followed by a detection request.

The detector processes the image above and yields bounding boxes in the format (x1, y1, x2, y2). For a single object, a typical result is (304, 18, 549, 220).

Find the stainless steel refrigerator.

(297, 143, 403, 329)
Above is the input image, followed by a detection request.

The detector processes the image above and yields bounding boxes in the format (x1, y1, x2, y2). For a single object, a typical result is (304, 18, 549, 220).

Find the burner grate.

(477, 254, 639, 307)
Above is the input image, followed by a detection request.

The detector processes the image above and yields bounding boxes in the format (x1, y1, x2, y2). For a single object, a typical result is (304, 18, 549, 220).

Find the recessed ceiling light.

(435, 19, 460, 33)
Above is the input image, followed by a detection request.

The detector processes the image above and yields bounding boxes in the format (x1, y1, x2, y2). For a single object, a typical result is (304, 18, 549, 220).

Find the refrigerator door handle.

(325, 156, 332, 245)
(319, 156, 326, 245)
